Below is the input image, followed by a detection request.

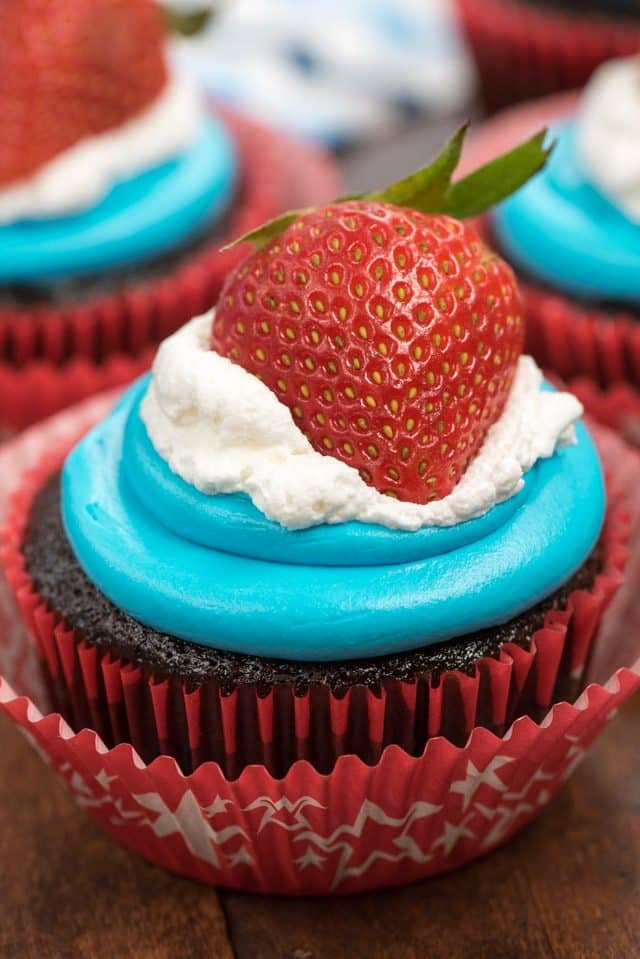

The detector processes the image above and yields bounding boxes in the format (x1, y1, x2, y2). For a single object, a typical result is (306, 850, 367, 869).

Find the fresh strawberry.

(0, 0, 167, 188)
(213, 203, 523, 503)
(212, 125, 551, 504)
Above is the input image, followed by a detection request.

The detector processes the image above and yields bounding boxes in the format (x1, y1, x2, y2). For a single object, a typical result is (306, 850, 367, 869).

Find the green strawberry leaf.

(350, 122, 469, 210)
(221, 210, 309, 252)
(223, 124, 553, 251)
(163, 6, 214, 36)
(359, 125, 552, 218)
(436, 129, 552, 219)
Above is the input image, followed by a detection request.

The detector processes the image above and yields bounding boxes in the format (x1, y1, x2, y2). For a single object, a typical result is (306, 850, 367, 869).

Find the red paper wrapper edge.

(0, 112, 340, 433)
(0, 394, 639, 895)
(455, 0, 640, 110)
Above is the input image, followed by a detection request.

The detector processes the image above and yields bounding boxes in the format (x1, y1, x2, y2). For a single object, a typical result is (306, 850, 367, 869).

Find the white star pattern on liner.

(294, 846, 326, 871)
(62, 767, 253, 870)
(242, 795, 327, 834)
(50, 730, 592, 884)
(430, 814, 476, 857)
(62, 768, 147, 825)
(474, 766, 557, 849)
(66, 769, 145, 822)
(225, 845, 254, 868)
(133, 791, 250, 869)
(476, 800, 536, 850)
(503, 767, 555, 802)
(205, 795, 234, 817)
(450, 756, 514, 811)
(288, 798, 442, 890)
(85, 769, 150, 826)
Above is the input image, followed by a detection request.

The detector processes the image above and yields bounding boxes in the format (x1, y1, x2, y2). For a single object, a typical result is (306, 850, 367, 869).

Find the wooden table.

(1, 692, 638, 959)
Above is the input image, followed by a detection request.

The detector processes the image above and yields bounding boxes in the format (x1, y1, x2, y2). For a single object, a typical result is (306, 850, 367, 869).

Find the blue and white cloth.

(169, 0, 475, 147)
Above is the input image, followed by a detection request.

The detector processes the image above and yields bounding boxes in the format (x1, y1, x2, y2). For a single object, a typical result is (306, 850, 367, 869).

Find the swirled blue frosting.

(492, 122, 640, 304)
(60, 376, 606, 662)
(0, 116, 236, 284)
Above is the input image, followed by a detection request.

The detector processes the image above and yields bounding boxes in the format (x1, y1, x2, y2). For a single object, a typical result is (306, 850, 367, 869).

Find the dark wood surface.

(1, 693, 638, 959)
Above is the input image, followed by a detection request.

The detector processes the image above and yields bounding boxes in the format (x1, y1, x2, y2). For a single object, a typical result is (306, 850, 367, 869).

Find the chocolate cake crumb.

(23, 474, 602, 693)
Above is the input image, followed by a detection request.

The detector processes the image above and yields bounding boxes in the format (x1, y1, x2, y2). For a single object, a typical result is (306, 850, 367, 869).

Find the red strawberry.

(0, 0, 167, 188)
(212, 202, 524, 504)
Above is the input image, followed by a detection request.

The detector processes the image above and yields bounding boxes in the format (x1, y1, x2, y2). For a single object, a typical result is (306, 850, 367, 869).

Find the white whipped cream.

(0, 72, 202, 225)
(141, 313, 583, 532)
(578, 56, 640, 223)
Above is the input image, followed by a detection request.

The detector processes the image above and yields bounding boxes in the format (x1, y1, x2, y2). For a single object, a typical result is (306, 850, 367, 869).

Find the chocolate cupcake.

(3, 130, 622, 782)
(462, 57, 640, 439)
(0, 0, 339, 432)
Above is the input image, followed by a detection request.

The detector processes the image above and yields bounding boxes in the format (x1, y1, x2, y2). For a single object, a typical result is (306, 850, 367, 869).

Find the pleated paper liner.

(516, 283, 640, 392)
(0, 113, 340, 433)
(0, 345, 156, 435)
(566, 378, 640, 448)
(0, 395, 639, 893)
(460, 94, 640, 398)
(455, 0, 640, 111)
(0, 677, 637, 895)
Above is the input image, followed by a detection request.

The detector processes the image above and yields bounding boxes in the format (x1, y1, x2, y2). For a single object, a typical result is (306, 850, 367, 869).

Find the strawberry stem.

(163, 5, 214, 36)
(223, 124, 554, 251)
(351, 122, 470, 210)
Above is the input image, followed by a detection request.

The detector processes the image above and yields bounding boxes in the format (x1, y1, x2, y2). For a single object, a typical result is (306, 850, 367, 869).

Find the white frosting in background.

(578, 56, 640, 223)
(0, 73, 202, 225)
(141, 314, 583, 532)
(170, 0, 474, 146)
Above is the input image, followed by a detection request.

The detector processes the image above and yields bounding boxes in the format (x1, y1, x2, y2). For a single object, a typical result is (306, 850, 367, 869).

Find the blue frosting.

(122, 383, 528, 568)
(0, 116, 236, 283)
(492, 122, 640, 304)
(60, 377, 606, 662)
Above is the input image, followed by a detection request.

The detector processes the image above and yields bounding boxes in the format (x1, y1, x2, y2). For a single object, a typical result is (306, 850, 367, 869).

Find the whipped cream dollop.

(141, 313, 583, 532)
(0, 72, 202, 225)
(578, 56, 640, 223)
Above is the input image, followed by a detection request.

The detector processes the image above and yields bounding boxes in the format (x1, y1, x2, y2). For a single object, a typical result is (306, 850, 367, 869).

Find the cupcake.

(0, 0, 339, 434)
(2, 129, 633, 893)
(463, 57, 640, 439)
(171, 0, 475, 148)
(455, 0, 640, 111)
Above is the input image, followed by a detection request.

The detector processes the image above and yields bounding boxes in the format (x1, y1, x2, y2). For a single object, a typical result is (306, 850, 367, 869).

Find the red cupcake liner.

(461, 95, 640, 402)
(563, 377, 640, 449)
(455, 0, 640, 111)
(0, 394, 638, 893)
(0, 347, 155, 435)
(0, 110, 340, 434)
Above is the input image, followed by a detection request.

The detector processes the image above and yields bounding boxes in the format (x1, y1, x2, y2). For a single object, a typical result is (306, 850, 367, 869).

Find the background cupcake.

(461, 57, 640, 441)
(0, 0, 339, 435)
(2, 136, 638, 894)
(455, 0, 640, 111)
(170, 0, 475, 148)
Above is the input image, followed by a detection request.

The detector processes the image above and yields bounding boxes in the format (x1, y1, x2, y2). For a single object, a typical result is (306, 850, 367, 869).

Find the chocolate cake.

(25, 474, 602, 693)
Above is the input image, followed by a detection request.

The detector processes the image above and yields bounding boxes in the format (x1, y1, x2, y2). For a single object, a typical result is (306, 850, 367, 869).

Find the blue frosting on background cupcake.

(492, 123, 640, 305)
(0, 115, 237, 284)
